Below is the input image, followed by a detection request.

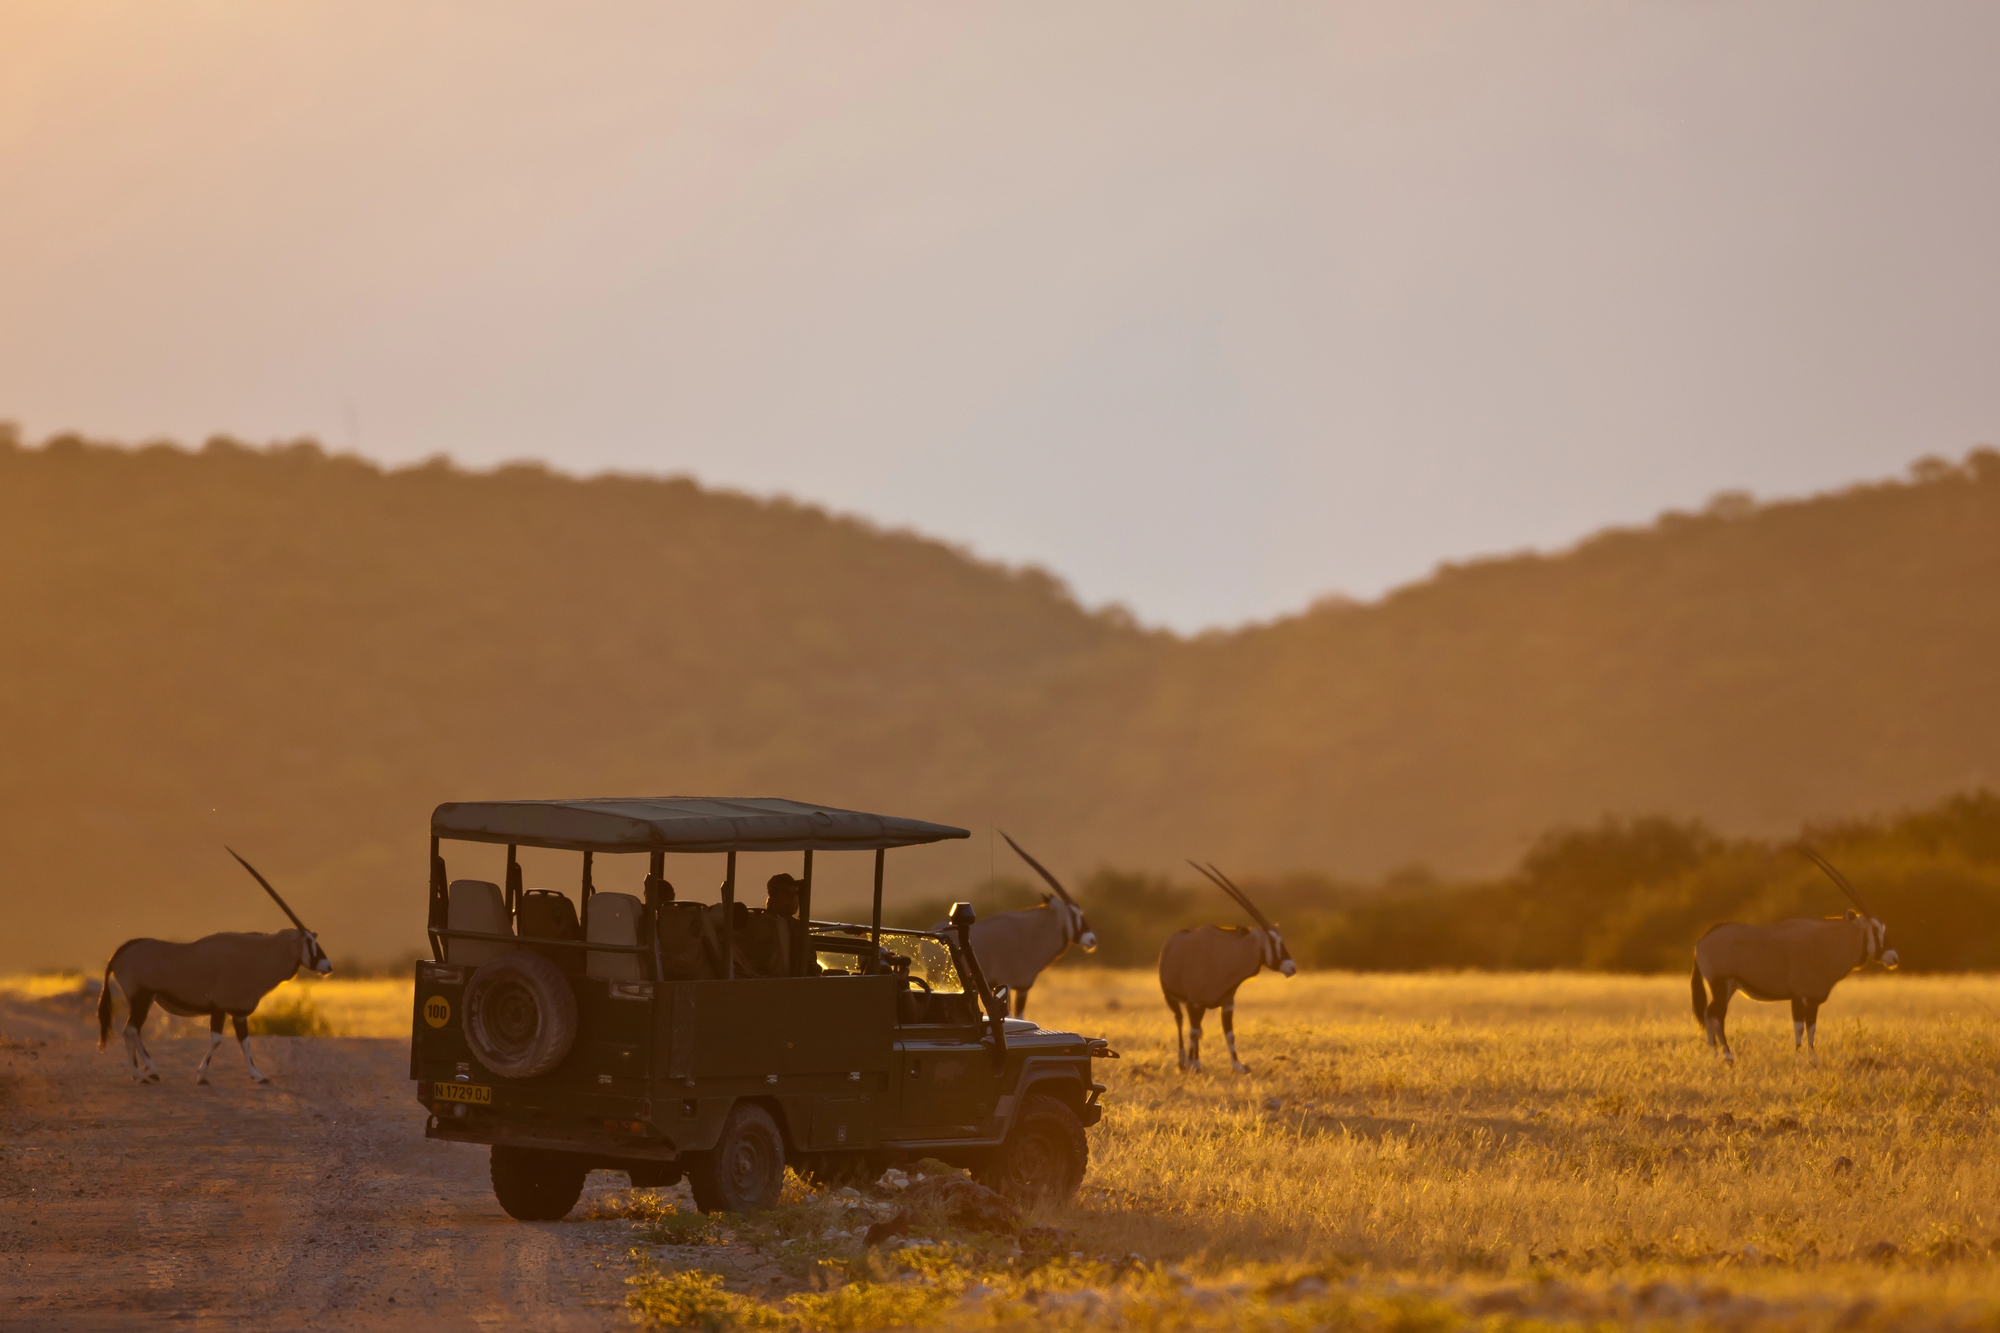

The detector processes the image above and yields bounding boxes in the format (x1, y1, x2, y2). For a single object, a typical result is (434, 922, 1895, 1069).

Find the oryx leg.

(196, 1013, 226, 1084)
(1164, 992, 1188, 1071)
(122, 992, 161, 1084)
(232, 1013, 269, 1084)
(1011, 985, 1031, 1019)
(1185, 1005, 1207, 1074)
(1221, 991, 1249, 1074)
(1791, 997, 1808, 1054)
(1709, 983, 1736, 1064)
(1804, 999, 1821, 1060)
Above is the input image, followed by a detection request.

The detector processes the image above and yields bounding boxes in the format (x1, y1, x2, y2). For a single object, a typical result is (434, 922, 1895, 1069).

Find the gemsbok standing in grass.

(944, 832, 1096, 1018)
(1692, 847, 1899, 1063)
(1160, 862, 1296, 1074)
(97, 849, 332, 1084)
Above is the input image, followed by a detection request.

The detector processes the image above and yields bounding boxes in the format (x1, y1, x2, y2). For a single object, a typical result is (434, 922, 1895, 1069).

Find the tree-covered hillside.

(3, 428, 1996, 968)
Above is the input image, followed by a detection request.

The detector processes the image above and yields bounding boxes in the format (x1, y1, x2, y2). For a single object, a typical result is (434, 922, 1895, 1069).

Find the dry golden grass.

(1, 972, 415, 1038)
(618, 969, 2000, 1331)
(1033, 970, 2000, 1293)
(0, 971, 101, 999)
(263, 975, 413, 1037)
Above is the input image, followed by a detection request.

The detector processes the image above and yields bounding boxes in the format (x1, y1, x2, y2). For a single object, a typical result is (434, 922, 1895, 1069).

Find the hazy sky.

(4, 3, 1997, 631)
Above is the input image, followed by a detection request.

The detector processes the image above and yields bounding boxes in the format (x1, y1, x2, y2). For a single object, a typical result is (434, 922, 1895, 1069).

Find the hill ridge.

(4, 425, 1997, 968)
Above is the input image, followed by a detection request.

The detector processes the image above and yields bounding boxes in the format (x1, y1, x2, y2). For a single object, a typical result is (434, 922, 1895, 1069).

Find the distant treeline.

(896, 792, 2000, 973)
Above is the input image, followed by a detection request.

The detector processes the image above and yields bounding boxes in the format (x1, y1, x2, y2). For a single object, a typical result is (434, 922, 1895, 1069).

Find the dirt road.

(0, 997, 638, 1331)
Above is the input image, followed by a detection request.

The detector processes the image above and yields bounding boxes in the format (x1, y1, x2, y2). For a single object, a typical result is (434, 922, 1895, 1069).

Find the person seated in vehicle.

(656, 888, 721, 981)
(765, 873, 801, 920)
(729, 873, 810, 976)
(700, 881, 800, 979)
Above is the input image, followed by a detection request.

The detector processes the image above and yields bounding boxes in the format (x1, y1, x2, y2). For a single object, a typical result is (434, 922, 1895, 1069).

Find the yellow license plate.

(434, 1081, 492, 1105)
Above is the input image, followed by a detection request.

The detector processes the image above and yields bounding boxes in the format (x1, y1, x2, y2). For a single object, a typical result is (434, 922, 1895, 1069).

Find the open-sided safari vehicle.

(412, 797, 1112, 1220)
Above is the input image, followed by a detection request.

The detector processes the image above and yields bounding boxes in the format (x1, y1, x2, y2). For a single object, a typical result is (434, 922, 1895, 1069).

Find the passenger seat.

(585, 892, 643, 981)
(446, 879, 514, 966)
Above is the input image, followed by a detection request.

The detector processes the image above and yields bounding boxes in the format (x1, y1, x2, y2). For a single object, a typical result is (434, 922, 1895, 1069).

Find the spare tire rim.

(487, 980, 541, 1057)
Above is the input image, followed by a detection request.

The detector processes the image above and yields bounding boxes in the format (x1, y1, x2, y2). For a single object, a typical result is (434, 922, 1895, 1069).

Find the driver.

(887, 952, 922, 1022)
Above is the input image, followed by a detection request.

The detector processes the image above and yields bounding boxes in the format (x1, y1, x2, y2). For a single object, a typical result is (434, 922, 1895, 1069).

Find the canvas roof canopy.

(431, 797, 970, 854)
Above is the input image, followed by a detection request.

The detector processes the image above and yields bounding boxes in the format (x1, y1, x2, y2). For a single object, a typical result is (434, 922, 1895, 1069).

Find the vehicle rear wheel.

(976, 1093, 1087, 1204)
(490, 1145, 589, 1221)
(463, 952, 578, 1079)
(686, 1103, 786, 1213)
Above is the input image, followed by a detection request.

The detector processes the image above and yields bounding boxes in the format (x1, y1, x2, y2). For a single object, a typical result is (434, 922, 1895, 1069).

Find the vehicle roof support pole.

(647, 850, 666, 983)
(870, 847, 885, 964)
(505, 845, 521, 922)
(722, 850, 736, 981)
(581, 851, 594, 906)
(428, 836, 447, 958)
(798, 850, 814, 976)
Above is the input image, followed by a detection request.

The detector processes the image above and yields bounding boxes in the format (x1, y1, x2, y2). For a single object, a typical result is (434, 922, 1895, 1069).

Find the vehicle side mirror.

(948, 901, 976, 929)
(990, 985, 1008, 1005)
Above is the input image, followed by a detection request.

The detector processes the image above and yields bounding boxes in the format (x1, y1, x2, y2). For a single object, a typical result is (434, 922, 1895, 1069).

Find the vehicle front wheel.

(976, 1093, 1087, 1204)
(490, 1145, 589, 1221)
(686, 1103, 786, 1213)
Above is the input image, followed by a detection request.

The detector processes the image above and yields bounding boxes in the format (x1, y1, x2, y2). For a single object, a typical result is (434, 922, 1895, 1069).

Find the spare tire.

(463, 951, 577, 1078)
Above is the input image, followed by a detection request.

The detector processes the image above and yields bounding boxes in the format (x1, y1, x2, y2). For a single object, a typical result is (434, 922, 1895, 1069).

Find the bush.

(248, 992, 333, 1036)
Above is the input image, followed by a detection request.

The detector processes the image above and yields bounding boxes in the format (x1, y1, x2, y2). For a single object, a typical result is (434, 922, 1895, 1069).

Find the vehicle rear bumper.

(424, 1114, 681, 1162)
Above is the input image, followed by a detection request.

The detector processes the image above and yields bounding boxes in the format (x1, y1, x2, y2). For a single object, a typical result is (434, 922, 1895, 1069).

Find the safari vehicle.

(411, 797, 1113, 1220)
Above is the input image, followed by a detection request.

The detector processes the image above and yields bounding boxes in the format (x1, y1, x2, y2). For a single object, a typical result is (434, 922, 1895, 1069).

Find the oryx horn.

(226, 847, 313, 934)
(1186, 860, 1252, 918)
(1801, 846, 1877, 919)
(1209, 863, 1279, 931)
(1000, 831, 1076, 905)
(1188, 860, 1274, 931)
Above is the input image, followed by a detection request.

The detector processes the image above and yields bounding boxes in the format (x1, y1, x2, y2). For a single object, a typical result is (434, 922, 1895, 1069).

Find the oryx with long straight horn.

(1691, 846, 1899, 1063)
(938, 831, 1096, 1018)
(1159, 862, 1295, 1074)
(97, 848, 332, 1084)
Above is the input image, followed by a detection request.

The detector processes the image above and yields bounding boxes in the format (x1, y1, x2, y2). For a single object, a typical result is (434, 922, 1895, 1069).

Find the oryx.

(1692, 847, 1899, 1063)
(1160, 862, 1295, 1074)
(96, 849, 331, 1084)
(940, 832, 1096, 1018)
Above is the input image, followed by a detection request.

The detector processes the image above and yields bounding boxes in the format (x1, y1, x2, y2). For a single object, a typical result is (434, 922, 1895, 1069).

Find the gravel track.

(0, 1000, 635, 1331)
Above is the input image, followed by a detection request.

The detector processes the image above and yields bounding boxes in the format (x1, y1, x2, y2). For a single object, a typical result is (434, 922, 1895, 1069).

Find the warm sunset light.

(4, 5, 1997, 1329)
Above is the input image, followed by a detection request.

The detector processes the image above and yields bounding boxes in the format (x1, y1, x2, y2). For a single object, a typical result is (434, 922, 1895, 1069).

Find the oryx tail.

(97, 940, 135, 1049)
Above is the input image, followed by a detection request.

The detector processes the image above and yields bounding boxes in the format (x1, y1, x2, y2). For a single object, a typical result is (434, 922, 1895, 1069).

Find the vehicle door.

(889, 935, 993, 1138)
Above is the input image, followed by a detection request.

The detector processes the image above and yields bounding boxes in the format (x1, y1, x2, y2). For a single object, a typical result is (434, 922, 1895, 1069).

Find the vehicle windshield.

(809, 929, 966, 993)
(895, 934, 965, 994)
